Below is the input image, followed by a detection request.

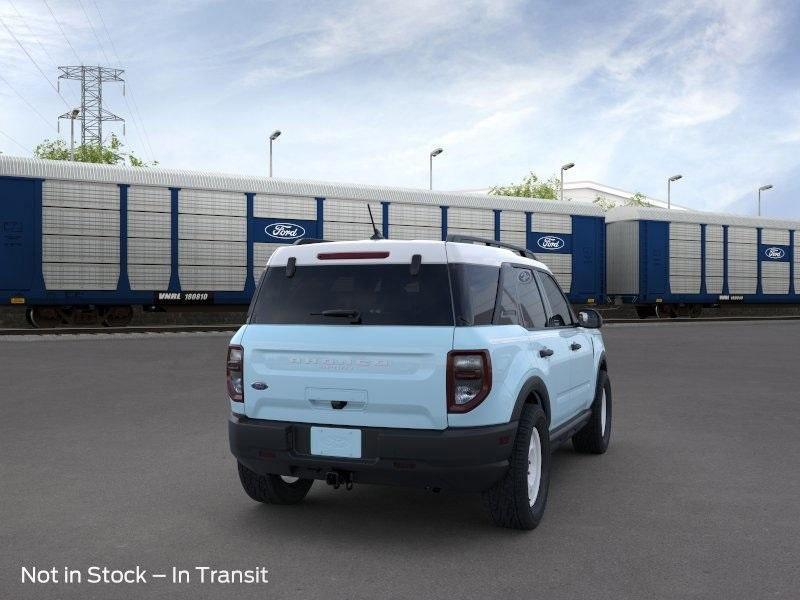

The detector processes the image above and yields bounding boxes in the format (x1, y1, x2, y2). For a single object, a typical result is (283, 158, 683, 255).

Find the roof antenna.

(367, 204, 383, 240)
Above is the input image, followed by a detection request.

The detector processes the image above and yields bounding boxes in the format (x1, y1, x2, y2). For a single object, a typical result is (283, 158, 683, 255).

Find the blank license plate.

(310, 427, 362, 458)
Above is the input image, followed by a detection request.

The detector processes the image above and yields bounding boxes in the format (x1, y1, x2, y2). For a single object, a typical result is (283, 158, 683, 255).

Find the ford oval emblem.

(765, 247, 785, 260)
(537, 235, 565, 250)
(265, 222, 306, 240)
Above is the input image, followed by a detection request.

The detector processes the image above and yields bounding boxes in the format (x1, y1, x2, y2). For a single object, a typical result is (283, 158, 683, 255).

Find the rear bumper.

(229, 414, 517, 492)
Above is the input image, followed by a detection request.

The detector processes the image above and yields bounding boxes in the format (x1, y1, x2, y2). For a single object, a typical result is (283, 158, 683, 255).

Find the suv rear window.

(449, 264, 500, 326)
(249, 264, 454, 326)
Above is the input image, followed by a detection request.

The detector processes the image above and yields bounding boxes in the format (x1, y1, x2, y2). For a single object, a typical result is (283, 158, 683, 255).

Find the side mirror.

(578, 309, 603, 329)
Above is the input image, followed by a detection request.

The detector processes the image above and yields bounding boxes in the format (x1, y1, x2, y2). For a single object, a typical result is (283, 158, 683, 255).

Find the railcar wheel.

(654, 304, 676, 319)
(101, 306, 134, 327)
(25, 308, 35, 327)
(689, 304, 702, 319)
(28, 307, 62, 328)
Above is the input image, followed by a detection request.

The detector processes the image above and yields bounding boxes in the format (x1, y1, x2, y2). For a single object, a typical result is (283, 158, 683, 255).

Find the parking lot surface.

(2, 321, 798, 599)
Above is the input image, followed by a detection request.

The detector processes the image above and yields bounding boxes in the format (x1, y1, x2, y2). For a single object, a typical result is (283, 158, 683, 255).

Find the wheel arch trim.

(598, 350, 608, 373)
(510, 376, 552, 425)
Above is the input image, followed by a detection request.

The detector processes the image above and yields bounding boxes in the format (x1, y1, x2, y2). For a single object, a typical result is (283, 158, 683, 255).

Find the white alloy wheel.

(600, 389, 607, 436)
(280, 475, 300, 484)
(527, 428, 542, 506)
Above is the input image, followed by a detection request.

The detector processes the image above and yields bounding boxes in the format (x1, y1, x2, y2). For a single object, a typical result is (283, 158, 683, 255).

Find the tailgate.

(242, 325, 453, 430)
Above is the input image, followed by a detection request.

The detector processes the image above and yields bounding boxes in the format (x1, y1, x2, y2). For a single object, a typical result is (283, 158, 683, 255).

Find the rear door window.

(493, 265, 548, 329)
(537, 271, 574, 327)
(514, 268, 548, 329)
(249, 264, 454, 326)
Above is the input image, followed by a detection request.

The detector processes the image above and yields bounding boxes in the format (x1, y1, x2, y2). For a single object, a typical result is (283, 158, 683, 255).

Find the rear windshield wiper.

(310, 309, 362, 324)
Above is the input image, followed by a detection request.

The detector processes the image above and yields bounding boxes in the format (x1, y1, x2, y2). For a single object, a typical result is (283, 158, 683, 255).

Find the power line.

(89, 0, 156, 162)
(76, 0, 111, 64)
(0, 14, 70, 108)
(89, 0, 121, 64)
(43, 0, 83, 65)
(0, 127, 32, 154)
(6, 0, 80, 106)
(124, 88, 155, 162)
(0, 71, 58, 131)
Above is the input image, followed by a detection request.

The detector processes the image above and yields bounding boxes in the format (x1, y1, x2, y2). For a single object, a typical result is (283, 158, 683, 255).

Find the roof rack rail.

(292, 238, 331, 245)
(446, 234, 537, 260)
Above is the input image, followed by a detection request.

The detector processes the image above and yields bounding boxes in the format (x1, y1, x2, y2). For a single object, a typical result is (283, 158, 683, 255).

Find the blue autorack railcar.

(0, 156, 606, 327)
(605, 206, 800, 317)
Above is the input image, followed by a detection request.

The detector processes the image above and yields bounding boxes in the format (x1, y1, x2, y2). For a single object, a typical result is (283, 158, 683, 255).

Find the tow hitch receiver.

(325, 470, 354, 490)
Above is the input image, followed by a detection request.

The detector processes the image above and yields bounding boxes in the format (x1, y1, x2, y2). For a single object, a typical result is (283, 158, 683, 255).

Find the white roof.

(451, 181, 688, 210)
(0, 155, 603, 217)
(605, 206, 800, 230)
(563, 180, 685, 210)
(267, 239, 549, 271)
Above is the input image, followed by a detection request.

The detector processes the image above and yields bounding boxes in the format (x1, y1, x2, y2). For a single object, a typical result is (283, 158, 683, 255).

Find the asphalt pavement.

(1, 321, 798, 599)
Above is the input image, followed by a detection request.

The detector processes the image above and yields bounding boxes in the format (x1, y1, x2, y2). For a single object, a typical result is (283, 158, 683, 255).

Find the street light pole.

(667, 174, 682, 209)
(758, 184, 773, 216)
(429, 148, 443, 190)
(560, 162, 575, 202)
(269, 130, 281, 177)
(69, 108, 80, 161)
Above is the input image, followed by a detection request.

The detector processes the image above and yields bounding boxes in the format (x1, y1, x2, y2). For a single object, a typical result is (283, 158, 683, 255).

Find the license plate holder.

(310, 426, 362, 458)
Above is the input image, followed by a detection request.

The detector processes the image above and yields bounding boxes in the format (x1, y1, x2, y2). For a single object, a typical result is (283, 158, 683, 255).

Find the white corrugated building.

(456, 181, 688, 210)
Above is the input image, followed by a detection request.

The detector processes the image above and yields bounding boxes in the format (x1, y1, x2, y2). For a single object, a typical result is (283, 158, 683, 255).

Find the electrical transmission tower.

(57, 66, 125, 146)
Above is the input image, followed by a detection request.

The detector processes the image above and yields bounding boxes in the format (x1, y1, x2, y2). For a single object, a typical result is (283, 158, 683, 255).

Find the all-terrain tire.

(572, 370, 612, 454)
(237, 462, 314, 504)
(483, 403, 550, 530)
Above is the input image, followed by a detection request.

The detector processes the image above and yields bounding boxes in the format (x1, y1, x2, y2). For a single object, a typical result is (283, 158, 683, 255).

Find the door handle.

(570, 342, 582, 351)
(539, 348, 554, 358)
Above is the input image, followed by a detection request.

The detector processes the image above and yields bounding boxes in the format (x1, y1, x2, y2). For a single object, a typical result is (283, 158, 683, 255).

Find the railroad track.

(0, 324, 242, 336)
(2, 315, 800, 335)
(605, 315, 800, 324)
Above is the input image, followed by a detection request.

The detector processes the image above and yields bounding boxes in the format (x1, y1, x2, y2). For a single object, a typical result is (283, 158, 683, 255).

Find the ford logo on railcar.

(765, 247, 785, 259)
(537, 235, 565, 250)
(265, 222, 305, 240)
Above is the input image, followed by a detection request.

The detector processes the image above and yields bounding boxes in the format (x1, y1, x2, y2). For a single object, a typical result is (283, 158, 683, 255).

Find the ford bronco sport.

(228, 236, 611, 530)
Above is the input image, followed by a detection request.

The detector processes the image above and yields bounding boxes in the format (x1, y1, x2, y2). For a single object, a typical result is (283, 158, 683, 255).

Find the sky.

(1, 0, 799, 218)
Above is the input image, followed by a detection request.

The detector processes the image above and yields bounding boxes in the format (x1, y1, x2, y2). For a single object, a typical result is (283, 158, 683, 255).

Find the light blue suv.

(228, 236, 611, 529)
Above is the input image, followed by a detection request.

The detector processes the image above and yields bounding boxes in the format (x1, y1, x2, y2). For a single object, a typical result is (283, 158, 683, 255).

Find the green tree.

(490, 171, 560, 199)
(593, 191, 652, 212)
(593, 194, 618, 211)
(34, 134, 156, 167)
(627, 191, 651, 207)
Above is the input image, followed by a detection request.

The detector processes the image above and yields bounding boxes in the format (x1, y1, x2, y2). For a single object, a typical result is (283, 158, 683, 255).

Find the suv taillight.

(447, 350, 492, 413)
(227, 345, 244, 402)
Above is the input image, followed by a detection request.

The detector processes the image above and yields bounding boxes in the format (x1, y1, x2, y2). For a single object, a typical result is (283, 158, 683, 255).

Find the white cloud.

(2, 0, 799, 221)
(237, 0, 515, 86)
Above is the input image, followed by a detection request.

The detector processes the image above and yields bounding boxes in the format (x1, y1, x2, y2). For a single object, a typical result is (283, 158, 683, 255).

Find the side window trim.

(491, 263, 518, 326)
(515, 265, 547, 331)
(533, 268, 576, 329)
(487, 262, 505, 326)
